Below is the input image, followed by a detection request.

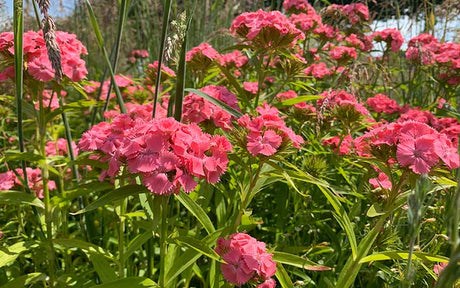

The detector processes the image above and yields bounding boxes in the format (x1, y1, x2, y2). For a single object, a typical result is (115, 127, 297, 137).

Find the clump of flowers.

(289, 10, 322, 35)
(186, 43, 220, 71)
(373, 28, 404, 52)
(128, 49, 149, 63)
(83, 75, 134, 100)
(366, 94, 401, 114)
(405, 33, 439, 65)
(79, 115, 232, 194)
(144, 61, 176, 85)
(328, 46, 357, 63)
(215, 233, 276, 287)
(230, 10, 305, 49)
(354, 121, 460, 174)
(304, 62, 333, 79)
(27, 90, 67, 111)
(0, 30, 87, 82)
(0, 168, 56, 198)
(46, 138, 78, 157)
(182, 85, 240, 131)
(283, 0, 315, 14)
(237, 103, 304, 157)
(317, 90, 370, 116)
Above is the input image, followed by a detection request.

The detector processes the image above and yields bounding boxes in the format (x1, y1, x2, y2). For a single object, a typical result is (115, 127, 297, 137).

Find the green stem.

(38, 91, 56, 288)
(159, 195, 170, 288)
(234, 162, 263, 230)
(118, 199, 126, 277)
(153, 0, 172, 119)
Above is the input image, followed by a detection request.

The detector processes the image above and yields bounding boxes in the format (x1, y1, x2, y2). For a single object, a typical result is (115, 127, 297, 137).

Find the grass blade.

(152, 0, 172, 119)
(85, 0, 126, 114)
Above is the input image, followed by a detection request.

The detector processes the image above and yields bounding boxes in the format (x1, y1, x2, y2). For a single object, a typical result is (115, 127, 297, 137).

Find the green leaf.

(72, 184, 149, 215)
(184, 88, 243, 118)
(272, 251, 331, 271)
(281, 95, 322, 106)
(367, 203, 386, 217)
(175, 193, 215, 234)
(0, 191, 45, 209)
(45, 100, 99, 123)
(53, 239, 116, 262)
(359, 251, 449, 264)
(124, 231, 153, 260)
(165, 230, 221, 286)
(0, 273, 46, 288)
(88, 252, 118, 283)
(275, 263, 295, 288)
(172, 236, 221, 262)
(1, 151, 44, 163)
(0, 242, 38, 268)
(90, 277, 158, 287)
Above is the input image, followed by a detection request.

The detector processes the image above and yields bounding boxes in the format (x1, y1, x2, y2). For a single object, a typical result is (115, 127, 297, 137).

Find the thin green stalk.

(85, 0, 126, 114)
(159, 195, 170, 288)
(153, 0, 172, 119)
(38, 90, 56, 288)
(118, 199, 126, 277)
(102, 0, 130, 115)
(13, 0, 30, 191)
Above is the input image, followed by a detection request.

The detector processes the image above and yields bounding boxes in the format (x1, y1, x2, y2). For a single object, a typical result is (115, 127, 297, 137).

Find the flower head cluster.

(186, 43, 220, 71)
(79, 115, 232, 194)
(238, 103, 304, 157)
(323, 3, 369, 25)
(366, 94, 401, 114)
(0, 168, 56, 198)
(304, 62, 333, 79)
(128, 49, 149, 63)
(354, 121, 460, 174)
(46, 138, 78, 157)
(289, 10, 322, 34)
(373, 28, 404, 52)
(283, 0, 315, 14)
(317, 90, 369, 116)
(144, 61, 176, 85)
(329, 46, 357, 62)
(182, 85, 240, 131)
(215, 233, 276, 287)
(0, 30, 87, 82)
(83, 75, 134, 100)
(405, 34, 439, 65)
(218, 50, 248, 68)
(28, 90, 67, 111)
(231, 10, 305, 49)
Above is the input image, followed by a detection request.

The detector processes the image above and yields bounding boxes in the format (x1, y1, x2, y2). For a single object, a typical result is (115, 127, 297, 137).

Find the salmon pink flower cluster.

(78, 115, 232, 195)
(0, 168, 56, 198)
(329, 46, 357, 62)
(366, 94, 401, 114)
(282, 0, 315, 14)
(304, 62, 333, 79)
(276, 90, 316, 112)
(317, 90, 370, 116)
(373, 28, 405, 52)
(354, 121, 460, 174)
(289, 9, 322, 34)
(230, 10, 305, 49)
(186, 43, 220, 71)
(46, 138, 79, 157)
(182, 85, 240, 131)
(128, 49, 149, 63)
(145, 61, 176, 84)
(0, 30, 87, 82)
(324, 3, 369, 25)
(238, 103, 304, 157)
(215, 233, 276, 287)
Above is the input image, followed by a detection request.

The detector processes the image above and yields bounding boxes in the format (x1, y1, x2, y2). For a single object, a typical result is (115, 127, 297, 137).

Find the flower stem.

(159, 195, 169, 288)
